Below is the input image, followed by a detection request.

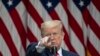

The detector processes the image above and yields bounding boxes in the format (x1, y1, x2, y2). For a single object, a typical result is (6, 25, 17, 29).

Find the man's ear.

(62, 31, 65, 40)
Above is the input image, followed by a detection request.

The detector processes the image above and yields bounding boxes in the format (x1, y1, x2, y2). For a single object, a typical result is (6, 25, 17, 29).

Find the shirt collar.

(57, 48, 62, 56)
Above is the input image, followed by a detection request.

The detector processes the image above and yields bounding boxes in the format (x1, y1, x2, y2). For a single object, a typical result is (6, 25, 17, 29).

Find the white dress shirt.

(57, 48, 63, 56)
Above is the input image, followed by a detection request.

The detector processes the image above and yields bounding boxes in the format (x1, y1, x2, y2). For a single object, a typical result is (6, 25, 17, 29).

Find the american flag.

(0, 0, 100, 56)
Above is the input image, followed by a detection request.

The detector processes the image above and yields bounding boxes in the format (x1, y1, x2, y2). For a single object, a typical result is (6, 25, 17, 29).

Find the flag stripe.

(67, 0, 83, 28)
(82, 8, 89, 25)
(67, 0, 85, 45)
(69, 16, 84, 45)
(82, 1, 100, 55)
(0, 34, 11, 56)
(87, 40, 100, 56)
(16, 2, 27, 30)
(67, 0, 86, 55)
(88, 3, 100, 27)
(27, 27, 38, 42)
(0, 52, 2, 56)
(23, 1, 43, 28)
(89, 18, 100, 39)
(27, 14, 42, 41)
(29, 0, 52, 21)
(8, 9, 26, 50)
(67, 9, 85, 46)
(63, 28, 76, 52)
(60, 0, 67, 12)
(0, 19, 19, 56)
(70, 29, 85, 56)
(89, 28, 100, 54)
(91, 0, 100, 11)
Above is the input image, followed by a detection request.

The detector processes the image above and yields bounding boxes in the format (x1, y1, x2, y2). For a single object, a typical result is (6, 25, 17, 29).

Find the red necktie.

(56, 53, 59, 56)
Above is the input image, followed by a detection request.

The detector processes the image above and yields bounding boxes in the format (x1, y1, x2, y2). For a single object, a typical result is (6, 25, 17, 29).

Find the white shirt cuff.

(35, 41, 45, 53)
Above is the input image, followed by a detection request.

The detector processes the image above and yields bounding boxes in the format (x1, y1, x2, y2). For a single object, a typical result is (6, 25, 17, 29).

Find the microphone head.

(51, 46, 57, 55)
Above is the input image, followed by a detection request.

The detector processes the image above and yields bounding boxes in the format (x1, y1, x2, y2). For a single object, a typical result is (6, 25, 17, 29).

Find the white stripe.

(29, 0, 52, 21)
(28, 14, 42, 41)
(87, 2, 100, 26)
(55, 3, 69, 35)
(82, 22, 88, 45)
(55, 3, 69, 51)
(89, 27, 100, 53)
(0, 34, 11, 56)
(67, 0, 83, 28)
(16, 2, 27, 31)
(70, 28, 85, 56)
(19, 47, 25, 56)
(61, 41, 69, 51)
(0, 2, 24, 55)
(0, 1, 2, 11)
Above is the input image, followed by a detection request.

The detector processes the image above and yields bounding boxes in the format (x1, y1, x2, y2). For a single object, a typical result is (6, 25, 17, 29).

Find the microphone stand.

(51, 46, 57, 56)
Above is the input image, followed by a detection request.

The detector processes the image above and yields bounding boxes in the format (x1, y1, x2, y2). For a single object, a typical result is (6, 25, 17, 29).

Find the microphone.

(51, 46, 57, 56)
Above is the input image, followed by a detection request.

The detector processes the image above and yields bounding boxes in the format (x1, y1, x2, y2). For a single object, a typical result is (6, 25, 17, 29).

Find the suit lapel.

(62, 49, 68, 56)
(44, 48, 53, 56)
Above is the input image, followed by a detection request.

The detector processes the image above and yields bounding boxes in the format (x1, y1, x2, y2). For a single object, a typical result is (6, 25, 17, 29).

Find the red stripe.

(67, 10, 85, 46)
(69, 17, 84, 45)
(9, 9, 26, 50)
(23, 0, 43, 28)
(87, 39, 100, 56)
(60, 0, 67, 13)
(92, 0, 100, 11)
(0, 52, 3, 56)
(89, 18, 100, 39)
(27, 27, 38, 42)
(82, 8, 100, 40)
(82, 8, 89, 26)
(47, 8, 76, 52)
(49, 10, 60, 20)
(0, 19, 19, 56)
(63, 29, 76, 53)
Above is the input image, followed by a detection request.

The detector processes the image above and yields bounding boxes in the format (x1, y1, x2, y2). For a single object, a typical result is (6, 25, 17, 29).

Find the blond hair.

(41, 20, 63, 36)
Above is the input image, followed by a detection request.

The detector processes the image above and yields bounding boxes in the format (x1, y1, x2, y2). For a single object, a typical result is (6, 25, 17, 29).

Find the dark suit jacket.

(26, 42, 78, 56)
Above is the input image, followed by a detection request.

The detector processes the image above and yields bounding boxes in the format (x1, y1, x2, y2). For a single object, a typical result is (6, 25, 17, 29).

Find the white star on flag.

(79, 1, 84, 7)
(46, 1, 52, 8)
(7, 0, 13, 6)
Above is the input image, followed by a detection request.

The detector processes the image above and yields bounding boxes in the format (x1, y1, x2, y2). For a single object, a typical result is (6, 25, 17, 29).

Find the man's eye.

(45, 33, 58, 36)
(53, 33, 58, 35)
(45, 34, 51, 36)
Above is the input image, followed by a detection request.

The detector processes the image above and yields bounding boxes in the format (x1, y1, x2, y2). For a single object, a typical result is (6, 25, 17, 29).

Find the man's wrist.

(35, 41, 45, 53)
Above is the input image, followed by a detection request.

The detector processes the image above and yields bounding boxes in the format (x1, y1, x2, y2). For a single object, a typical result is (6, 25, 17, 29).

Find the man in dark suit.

(26, 20, 78, 56)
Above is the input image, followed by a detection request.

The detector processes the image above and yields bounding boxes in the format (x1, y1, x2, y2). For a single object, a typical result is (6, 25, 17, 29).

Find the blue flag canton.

(2, 0, 20, 11)
(73, 0, 91, 11)
(40, 0, 59, 12)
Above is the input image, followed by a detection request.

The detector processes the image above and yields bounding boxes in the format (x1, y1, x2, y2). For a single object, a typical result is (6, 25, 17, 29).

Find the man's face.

(42, 27, 64, 48)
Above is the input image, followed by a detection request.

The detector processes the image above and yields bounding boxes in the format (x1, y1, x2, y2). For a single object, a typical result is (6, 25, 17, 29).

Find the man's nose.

(49, 34, 54, 40)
